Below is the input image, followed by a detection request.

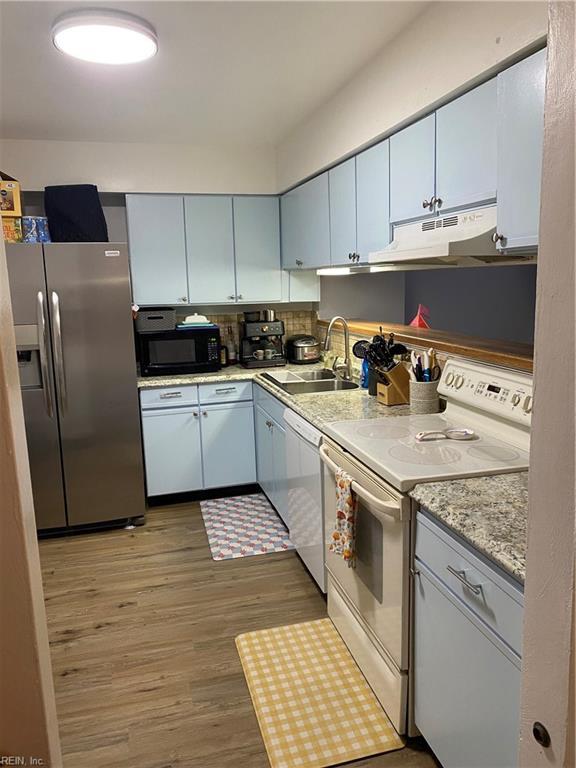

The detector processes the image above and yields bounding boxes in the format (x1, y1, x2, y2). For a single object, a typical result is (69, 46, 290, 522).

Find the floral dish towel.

(329, 468, 358, 568)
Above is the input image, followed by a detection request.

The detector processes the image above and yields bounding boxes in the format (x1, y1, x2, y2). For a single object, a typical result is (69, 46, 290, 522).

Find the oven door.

(320, 438, 411, 671)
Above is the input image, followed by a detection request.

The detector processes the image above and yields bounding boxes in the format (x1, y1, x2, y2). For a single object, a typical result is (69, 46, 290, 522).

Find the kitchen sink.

(262, 373, 358, 394)
(297, 369, 337, 381)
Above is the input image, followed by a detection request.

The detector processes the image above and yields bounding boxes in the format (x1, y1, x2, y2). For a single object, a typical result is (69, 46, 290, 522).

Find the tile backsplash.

(176, 310, 318, 347)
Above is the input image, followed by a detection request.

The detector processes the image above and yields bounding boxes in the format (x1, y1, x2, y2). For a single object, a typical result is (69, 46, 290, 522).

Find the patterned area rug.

(200, 493, 294, 561)
(236, 618, 404, 768)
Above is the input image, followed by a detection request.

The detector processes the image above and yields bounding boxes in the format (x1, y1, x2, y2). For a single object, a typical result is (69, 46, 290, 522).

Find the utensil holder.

(376, 363, 410, 406)
(410, 380, 440, 414)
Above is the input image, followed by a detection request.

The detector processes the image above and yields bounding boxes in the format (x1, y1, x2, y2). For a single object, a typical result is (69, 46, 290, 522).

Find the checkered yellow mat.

(236, 618, 404, 768)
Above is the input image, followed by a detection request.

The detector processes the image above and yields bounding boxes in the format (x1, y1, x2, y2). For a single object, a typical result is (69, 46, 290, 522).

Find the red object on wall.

(409, 304, 431, 328)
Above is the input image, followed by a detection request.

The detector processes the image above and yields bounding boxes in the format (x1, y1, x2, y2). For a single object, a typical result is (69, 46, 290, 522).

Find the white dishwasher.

(284, 409, 325, 592)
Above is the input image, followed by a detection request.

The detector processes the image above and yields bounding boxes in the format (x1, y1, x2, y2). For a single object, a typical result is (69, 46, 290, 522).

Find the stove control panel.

(438, 359, 533, 426)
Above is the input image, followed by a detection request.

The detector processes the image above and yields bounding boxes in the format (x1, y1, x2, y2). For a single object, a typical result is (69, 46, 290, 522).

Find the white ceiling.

(0, 1, 426, 146)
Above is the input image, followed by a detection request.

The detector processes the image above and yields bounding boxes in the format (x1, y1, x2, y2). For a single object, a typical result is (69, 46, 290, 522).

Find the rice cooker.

(286, 334, 321, 364)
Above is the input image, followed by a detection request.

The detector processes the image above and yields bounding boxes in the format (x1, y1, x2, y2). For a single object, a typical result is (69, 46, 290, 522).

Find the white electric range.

(319, 358, 532, 736)
(324, 358, 532, 492)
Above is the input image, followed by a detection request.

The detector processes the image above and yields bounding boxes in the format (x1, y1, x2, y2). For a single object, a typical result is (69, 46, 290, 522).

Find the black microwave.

(137, 326, 221, 377)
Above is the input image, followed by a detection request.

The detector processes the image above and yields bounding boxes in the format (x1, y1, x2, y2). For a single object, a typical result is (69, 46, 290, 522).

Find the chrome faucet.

(323, 316, 351, 380)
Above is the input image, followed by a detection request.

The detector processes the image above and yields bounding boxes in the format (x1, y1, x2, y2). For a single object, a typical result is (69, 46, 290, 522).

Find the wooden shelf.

(317, 320, 533, 372)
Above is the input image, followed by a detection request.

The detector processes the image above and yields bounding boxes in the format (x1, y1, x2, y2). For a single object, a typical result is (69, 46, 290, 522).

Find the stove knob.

(261, 325, 269, 332)
(446, 372, 455, 386)
(523, 395, 533, 414)
(511, 393, 521, 406)
(454, 375, 464, 389)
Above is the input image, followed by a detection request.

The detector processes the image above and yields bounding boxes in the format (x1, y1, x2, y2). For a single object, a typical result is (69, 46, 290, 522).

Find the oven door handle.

(319, 444, 402, 522)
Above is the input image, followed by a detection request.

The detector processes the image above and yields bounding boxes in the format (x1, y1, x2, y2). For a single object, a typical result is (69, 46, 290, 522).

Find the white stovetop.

(323, 412, 530, 493)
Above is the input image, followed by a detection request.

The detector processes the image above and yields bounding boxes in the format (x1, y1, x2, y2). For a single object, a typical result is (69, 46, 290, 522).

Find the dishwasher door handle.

(319, 444, 402, 521)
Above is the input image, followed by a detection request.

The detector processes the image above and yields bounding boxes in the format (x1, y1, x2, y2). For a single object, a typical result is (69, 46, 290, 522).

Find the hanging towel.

(329, 468, 358, 568)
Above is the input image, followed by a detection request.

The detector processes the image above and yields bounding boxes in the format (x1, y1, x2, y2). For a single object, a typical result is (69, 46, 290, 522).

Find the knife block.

(376, 363, 410, 406)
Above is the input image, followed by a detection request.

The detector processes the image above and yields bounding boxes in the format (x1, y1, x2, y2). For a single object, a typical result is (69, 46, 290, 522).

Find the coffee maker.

(240, 317, 287, 368)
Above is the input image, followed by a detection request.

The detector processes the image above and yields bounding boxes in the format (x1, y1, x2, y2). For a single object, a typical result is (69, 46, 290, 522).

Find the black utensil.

(352, 339, 371, 359)
(388, 342, 408, 356)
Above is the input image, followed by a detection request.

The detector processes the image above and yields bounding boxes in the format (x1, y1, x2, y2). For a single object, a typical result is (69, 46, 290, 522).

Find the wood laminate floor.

(40, 502, 438, 768)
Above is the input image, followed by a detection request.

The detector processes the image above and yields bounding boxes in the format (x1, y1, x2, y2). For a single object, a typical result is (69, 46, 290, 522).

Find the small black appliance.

(240, 320, 286, 368)
(138, 325, 221, 376)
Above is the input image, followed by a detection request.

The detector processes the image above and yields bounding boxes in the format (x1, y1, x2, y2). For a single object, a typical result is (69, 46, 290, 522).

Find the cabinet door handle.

(237, 294, 243, 300)
(193, 411, 199, 418)
(227, 295, 235, 300)
(422, 198, 431, 209)
(435, 197, 443, 209)
(446, 565, 483, 595)
(179, 296, 188, 303)
(295, 259, 303, 267)
(202, 411, 208, 417)
(215, 387, 236, 394)
(159, 391, 182, 399)
(492, 232, 506, 244)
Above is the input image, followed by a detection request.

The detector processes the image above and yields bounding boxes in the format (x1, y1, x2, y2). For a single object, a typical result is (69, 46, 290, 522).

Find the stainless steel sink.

(265, 377, 359, 394)
(297, 369, 337, 381)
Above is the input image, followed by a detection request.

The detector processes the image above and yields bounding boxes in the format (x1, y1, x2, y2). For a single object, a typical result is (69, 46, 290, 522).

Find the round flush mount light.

(52, 9, 157, 64)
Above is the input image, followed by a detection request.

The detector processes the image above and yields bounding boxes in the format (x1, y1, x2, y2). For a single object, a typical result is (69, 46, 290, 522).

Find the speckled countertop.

(410, 473, 528, 582)
(137, 364, 410, 430)
(138, 366, 527, 581)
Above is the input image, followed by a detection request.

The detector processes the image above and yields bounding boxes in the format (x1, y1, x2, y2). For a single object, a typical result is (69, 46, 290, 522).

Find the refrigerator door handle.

(51, 291, 67, 415)
(36, 291, 54, 418)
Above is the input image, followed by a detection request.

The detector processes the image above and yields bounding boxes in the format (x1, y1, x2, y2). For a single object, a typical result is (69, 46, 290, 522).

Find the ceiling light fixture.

(52, 9, 157, 64)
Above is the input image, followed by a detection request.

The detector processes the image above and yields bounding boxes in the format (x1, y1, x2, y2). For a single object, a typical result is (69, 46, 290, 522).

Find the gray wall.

(318, 265, 536, 344)
(319, 272, 406, 322)
(404, 265, 537, 343)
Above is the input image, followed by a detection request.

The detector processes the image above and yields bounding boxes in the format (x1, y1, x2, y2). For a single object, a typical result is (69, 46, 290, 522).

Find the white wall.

(276, 1, 548, 190)
(0, 139, 277, 194)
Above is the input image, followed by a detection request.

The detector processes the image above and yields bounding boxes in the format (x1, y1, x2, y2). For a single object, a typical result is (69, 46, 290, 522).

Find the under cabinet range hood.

(367, 206, 533, 270)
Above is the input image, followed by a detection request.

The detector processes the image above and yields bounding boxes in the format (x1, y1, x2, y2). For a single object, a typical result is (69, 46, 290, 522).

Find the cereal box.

(0, 172, 22, 217)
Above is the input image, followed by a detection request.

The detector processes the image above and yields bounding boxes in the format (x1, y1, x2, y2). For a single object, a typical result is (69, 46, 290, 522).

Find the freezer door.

(44, 243, 145, 525)
(21, 388, 67, 528)
(6, 244, 67, 529)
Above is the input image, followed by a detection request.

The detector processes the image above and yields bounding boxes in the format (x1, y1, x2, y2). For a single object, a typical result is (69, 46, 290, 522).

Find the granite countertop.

(138, 363, 411, 430)
(410, 473, 528, 583)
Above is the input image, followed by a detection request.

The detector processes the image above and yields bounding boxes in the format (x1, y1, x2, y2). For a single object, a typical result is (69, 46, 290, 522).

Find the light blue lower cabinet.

(255, 400, 288, 526)
(255, 405, 276, 499)
(270, 420, 287, 524)
(141, 396, 256, 495)
(414, 513, 522, 768)
(141, 406, 203, 496)
(200, 401, 256, 488)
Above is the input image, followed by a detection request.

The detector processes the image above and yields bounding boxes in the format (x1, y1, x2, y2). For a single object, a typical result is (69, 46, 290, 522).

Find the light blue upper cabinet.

(329, 159, 357, 265)
(234, 196, 282, 302)
(280, 189, 300, 269)
(281, 173, 330, 269)
(390, 114, 436, 223)
(496, 48, 546, 251)
(356, 140, 390, 260)
(126, 195, 188, 305)
(184, 196, 235, 303)
(436, 79, 497, 212)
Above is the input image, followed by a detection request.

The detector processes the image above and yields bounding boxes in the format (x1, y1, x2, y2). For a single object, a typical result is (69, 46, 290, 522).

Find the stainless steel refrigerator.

(6, 242, 145, 530)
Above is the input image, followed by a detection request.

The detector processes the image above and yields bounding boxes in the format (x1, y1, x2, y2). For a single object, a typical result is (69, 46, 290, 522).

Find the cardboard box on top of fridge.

(1, 171, 22, 217)
(2, 216, 23, 242)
